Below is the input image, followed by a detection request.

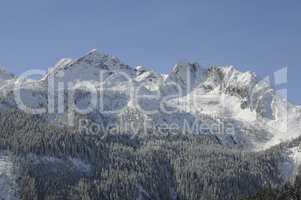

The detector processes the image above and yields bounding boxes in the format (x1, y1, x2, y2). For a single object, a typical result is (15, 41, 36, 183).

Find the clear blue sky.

(0, 0, 300, 104)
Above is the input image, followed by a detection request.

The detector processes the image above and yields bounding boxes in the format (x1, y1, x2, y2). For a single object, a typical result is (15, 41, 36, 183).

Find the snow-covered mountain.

(0, 49, 300, 151)
(1, 49, 301, 200)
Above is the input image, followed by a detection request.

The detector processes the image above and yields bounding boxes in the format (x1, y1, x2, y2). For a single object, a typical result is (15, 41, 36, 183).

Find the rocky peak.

(43, 49, 134, 83)
(166, 61, 207, 89)
(73, 49, 130, 71)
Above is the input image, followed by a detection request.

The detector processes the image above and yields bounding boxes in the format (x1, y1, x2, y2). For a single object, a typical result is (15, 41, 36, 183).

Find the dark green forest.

(0, 111, 299, 200)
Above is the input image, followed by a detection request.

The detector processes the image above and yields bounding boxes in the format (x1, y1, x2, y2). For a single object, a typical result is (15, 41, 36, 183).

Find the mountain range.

(0, 49, 301, 200)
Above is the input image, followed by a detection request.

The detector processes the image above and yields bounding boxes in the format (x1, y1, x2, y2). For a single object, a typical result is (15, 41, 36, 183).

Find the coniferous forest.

(0, 110, 299, 200)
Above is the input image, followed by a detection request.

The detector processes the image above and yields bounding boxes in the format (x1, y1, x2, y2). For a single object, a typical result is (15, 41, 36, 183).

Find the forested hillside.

(0, 111, 297, 200)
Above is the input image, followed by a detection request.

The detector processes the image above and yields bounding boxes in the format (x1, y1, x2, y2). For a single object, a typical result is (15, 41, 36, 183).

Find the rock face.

(0, 49, 300, 150)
